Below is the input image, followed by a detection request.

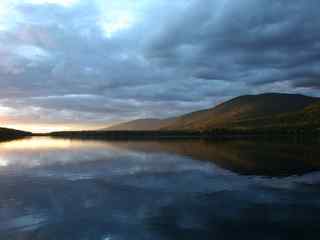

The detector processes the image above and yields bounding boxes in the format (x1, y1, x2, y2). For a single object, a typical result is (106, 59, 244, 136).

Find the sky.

(0, 0, 319, 132)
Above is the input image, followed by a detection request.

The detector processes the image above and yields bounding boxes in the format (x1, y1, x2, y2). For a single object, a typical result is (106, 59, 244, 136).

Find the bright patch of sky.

(26, 0, 79, 7)
(97, 1, 145, 38)
(0, 2, 17, 31)
(100, 11, 135, 38)
(0, 0, 79, 30)
(15, 45, 51, 61)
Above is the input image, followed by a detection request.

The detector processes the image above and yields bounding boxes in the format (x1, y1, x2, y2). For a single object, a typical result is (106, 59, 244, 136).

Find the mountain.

(0, 127, 32, 140)
(163, 93, 320, 130)
(105, 118, 173, 131)
(105, 93, 320, 131)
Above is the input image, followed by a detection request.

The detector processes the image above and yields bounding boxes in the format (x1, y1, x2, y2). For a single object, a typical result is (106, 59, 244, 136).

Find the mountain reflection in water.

(0, 137, 319, 240)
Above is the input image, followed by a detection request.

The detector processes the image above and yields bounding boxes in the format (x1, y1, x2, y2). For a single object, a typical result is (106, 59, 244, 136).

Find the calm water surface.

(0, 137, 320, 239)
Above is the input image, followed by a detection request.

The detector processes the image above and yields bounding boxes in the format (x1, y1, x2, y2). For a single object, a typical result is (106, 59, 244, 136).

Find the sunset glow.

(3, 123, 110, 133)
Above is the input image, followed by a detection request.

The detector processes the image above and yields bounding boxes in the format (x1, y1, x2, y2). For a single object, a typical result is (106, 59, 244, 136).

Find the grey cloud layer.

(148, 0, 320, 86)
(0, 0, 319, 124)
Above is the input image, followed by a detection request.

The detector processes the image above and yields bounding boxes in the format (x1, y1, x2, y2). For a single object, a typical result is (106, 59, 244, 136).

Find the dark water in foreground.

(0, 137, 320, 240)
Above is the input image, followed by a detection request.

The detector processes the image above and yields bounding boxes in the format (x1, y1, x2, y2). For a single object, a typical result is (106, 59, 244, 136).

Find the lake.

(0, 136, 320, 239)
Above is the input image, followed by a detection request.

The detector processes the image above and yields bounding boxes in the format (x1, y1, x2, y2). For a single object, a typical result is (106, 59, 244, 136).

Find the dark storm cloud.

(147, 0, 320, 88)
(0, 0, 319, 125)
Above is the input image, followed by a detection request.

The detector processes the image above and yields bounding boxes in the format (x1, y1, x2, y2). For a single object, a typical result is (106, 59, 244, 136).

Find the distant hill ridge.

(105, 93, 320, 131)
(105, 118, 171, 131)
(0, 127, 32, 140)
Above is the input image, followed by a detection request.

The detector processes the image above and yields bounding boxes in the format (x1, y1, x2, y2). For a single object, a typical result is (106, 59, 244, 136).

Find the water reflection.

(1, 137, 319, 176)
(112, 139, 320, 176)
(0, 137, 122, 150)
(0, 137, 319, 239)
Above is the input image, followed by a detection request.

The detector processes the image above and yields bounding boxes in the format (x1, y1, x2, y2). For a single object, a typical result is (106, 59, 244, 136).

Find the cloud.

(0, 0, 319, 129)
(146, 0, 320, 87)
(26, 0, 79, 7)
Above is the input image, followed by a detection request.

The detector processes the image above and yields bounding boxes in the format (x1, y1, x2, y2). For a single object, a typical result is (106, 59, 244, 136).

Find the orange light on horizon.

(3, 124, 72, 133)
(2, 123, 112, 133)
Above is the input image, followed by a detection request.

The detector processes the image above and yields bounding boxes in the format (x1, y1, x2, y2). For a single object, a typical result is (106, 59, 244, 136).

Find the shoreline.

(1, 128, 318, 142)
(38, 129, 320, 141)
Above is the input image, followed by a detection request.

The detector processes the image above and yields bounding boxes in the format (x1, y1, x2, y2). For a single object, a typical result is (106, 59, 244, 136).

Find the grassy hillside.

(105, 118, 172, 131)
(233, 101, 320, 129)
(162, 93, 320, 131)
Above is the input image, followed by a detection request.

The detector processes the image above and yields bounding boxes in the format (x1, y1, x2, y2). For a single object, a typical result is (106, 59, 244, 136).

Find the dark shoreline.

(1, 127, 318, 142)
(39, 128, 320, 141)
